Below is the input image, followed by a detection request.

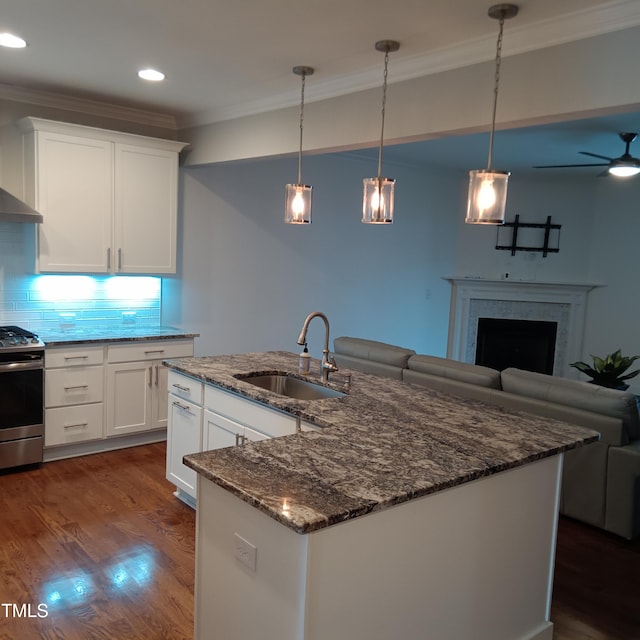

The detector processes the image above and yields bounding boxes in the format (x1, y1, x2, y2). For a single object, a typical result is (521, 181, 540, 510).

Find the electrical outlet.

(233, 533, 257, 572)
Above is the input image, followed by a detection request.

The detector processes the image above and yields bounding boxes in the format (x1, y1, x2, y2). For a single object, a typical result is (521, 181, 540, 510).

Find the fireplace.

(445, 278, 599, 377)
(475, 318, 558, 374)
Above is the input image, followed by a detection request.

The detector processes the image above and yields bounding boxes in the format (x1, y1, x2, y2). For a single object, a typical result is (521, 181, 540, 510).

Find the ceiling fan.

(534, 132, 640, 177)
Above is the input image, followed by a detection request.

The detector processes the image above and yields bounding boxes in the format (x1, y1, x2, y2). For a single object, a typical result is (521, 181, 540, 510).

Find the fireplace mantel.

(443, 277, 601, 377)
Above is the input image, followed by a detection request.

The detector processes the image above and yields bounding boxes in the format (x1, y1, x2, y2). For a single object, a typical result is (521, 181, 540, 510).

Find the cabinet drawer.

(107, 339, 193, 363)
(204, 385, 296, 439)
(45, 403, 104, 447)
(168, 370, 203, 405)
(46, 345, 104, 368)
(45, 366, 104, 407)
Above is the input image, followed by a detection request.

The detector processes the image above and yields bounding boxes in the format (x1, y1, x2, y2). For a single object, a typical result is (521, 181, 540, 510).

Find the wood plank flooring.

(0, 443, 638, 639)
(0, 443, 195, 640)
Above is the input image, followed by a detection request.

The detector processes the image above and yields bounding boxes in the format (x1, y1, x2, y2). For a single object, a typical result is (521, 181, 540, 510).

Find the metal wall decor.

(495, 215, 561, 257)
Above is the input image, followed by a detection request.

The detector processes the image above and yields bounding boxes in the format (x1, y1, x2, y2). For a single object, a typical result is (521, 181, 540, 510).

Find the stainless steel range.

(0, 326, 45, 470)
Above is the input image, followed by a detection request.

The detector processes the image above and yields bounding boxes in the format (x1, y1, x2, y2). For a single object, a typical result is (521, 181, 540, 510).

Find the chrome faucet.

(297, 311, 339, 382)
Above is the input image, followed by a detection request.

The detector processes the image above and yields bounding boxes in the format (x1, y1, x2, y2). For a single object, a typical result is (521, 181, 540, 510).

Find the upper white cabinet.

(17, 117, 187, 274)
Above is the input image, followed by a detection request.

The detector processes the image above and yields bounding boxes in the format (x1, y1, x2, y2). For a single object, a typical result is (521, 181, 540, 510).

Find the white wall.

(164, 148, 640, 393)
(454, 175, 598, 282)
(583, 178, 640, 367)
(162, 153, 460, 358)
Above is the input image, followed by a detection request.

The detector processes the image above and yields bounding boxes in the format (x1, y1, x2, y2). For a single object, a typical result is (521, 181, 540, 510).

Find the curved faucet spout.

(297, 311, 338, 382)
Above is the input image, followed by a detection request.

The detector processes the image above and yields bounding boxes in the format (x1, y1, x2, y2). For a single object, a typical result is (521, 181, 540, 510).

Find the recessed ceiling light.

(0, 33, 27, 48)
(138, 68, 165, 82)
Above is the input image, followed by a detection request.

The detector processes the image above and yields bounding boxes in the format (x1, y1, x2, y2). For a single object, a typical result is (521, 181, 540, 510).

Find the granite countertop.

(36, 325, 199, 346)
(174, 351, 599, 534)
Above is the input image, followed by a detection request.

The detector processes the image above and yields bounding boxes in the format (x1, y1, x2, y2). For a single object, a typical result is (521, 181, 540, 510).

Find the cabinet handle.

(172, 401, 195, 415)
(118, 248, 122, 271)
(107, 247, 111, 270)
(172, 383, 190, 392)
(148, 365, 153, 387)
(63, 384, 89, 391)
(144, 349, 165, 355)
(235, 433, 247, 446)
(64, 422, 89, 429)
(154, 364, 159, 386)
(63, 355, 89, 360)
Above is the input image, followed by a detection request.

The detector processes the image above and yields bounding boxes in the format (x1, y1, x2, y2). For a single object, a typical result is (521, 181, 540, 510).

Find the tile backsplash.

(0, 223, 161, 332)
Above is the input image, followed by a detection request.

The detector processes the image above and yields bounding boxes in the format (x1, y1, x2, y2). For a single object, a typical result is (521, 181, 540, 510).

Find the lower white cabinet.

(204, 410, 269, 450)
(166, 372, 298, 506)
(45, 345, 105, 447)
(106, 340, 193, 437)
(167, 370, 204, 504)
(44, 337, 194, 458)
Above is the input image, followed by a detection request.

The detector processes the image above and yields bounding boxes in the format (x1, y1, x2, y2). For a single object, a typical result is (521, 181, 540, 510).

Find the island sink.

(234, 372, 345, 400)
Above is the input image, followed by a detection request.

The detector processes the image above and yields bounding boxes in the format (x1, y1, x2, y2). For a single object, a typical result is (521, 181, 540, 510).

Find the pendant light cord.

(487, 14, 506, 170)
(297, 71, 306, 185)
(377, 48, 390, 180)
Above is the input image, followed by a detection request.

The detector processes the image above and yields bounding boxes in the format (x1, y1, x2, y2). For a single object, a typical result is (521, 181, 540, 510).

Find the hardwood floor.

(0, 443, 195, 640)
(551, 516, 640, 640)
(0, 443, 638, 639)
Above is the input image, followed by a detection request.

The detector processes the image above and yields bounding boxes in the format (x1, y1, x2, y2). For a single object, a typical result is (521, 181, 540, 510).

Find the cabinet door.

(105, 361, 153, 436)
(167, 396, 202, 499)
(204, 410, 269, 451)
(152, 362, 169, 429)
(34, 131, 112, 273)
(114, 144, 178, 274)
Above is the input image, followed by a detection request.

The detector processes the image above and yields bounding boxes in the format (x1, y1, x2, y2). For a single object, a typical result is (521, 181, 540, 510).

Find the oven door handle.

(0, 360, 44, 372)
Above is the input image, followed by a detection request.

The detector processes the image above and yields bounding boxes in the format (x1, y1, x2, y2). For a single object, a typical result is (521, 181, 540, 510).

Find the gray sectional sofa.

(333, 336, 640, 540)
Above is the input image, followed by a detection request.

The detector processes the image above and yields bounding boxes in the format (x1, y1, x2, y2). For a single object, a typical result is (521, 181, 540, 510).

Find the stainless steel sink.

(235, 373, 345, 400)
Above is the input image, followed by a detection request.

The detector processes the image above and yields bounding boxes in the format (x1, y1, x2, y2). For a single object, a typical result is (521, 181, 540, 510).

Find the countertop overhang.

(173, 351, 599, 534)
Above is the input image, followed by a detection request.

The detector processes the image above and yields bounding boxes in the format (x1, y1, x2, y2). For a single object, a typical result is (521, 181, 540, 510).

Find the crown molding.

(179, 0, 640, 129)
(0, 83, 179, 131)
(2, 1, 638, 132)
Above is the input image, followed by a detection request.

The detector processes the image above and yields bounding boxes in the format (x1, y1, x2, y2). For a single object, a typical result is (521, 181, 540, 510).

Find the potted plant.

(570, 349, 640, 390)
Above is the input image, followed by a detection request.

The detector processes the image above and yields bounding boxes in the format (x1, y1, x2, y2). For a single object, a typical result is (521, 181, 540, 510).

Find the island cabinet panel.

(167, 370, 204, 505)
(204, 385, 297, 439)
(195, 455, 562, 640)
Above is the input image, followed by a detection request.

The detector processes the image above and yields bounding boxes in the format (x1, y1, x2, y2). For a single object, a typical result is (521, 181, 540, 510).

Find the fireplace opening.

(475, 318, 557, 374)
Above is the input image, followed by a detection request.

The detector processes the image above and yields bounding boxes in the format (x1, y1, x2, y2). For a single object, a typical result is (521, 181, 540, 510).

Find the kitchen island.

(171, 351, 599, 640)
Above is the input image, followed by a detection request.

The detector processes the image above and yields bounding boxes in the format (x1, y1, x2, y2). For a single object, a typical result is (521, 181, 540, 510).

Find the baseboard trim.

(43, 430, 167, 462)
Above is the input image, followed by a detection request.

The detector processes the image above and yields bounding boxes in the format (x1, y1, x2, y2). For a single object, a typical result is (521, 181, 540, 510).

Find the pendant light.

(285, 66, 314, 224)
(362, 40, 399, 224)
(466, 4, 518, 225)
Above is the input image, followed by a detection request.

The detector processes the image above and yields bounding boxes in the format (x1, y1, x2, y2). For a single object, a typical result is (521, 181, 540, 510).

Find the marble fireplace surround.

(444, 277, 600, 378)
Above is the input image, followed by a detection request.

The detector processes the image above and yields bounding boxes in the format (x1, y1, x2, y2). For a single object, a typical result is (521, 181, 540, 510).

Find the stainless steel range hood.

(0, 188, 43, 223)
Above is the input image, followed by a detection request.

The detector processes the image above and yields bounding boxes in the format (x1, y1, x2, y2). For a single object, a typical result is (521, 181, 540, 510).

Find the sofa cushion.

(407, 354, 501, 389)
(333, 337, 415, 368)
(501, 367, 640, 442)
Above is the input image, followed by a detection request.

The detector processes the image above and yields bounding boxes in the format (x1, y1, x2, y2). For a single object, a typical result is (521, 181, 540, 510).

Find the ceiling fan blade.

(579, 151, 615, 161)
(533, 162, 609, 169)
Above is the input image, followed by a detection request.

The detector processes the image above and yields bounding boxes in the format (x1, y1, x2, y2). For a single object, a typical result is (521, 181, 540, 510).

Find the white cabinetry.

(106, 340, 194, 437)
(45, 345, 105, 447)
(17, 117, 186, 274)
(203, 385, 297, 449)
(167, 371, 204, 505)
(166, 377, 298, 506)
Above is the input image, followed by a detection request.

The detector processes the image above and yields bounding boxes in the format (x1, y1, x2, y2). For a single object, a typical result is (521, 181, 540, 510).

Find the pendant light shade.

(362, 40, 399, 224)
(466, 169, 509, 224)
(465, 4, 518, 225)
(285, 66, 314, 224)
